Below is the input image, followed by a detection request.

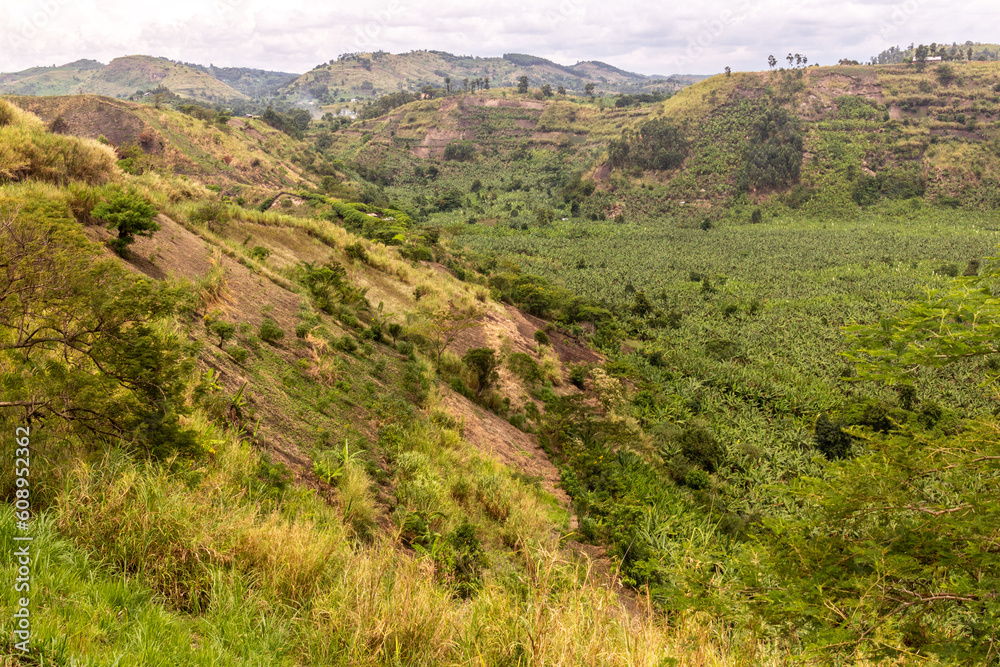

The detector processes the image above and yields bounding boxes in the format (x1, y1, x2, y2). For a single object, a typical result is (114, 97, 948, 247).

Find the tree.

(786, 53, 794, 67)
(208, 320, 236, 348)
(0, 203, 197, 457)
(843, 256, 1000, 382)
(444, 76, 452, 94)
(517, 76, 529, 94)
(557, 85, 566, 95)
(609, 118, 688, 171)
(541, 83, 553, 97)
(767, 55, 777, 70)
(410, 299, 482, 365)
(584, 82, 595, 97)
(91, 192, 159, 256)
(724, 66, 731, 76)
(462, 347, 499, 396)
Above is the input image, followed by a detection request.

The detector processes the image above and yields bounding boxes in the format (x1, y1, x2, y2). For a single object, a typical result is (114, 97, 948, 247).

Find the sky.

(1, 0, 997, 76)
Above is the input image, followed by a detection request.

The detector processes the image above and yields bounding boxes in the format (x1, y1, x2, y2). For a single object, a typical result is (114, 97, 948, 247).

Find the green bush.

(814, 413, 852, 459)
(258, 318, 284, 344)
(443, 141, 476, 162)
(228, 347, 249, 364)
(678, 426, 723, 472)
(608, 118, 688, 172)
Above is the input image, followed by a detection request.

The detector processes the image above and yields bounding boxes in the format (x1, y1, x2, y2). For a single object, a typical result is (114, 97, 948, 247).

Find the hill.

(0, 56, 249, 104)
(7, 94, 335, 198)
(326, 59, 1000, 214)
(279, 50, 706, 109)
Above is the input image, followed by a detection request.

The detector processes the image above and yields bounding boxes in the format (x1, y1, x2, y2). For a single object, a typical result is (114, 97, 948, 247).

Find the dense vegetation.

(5, 56, 1000, 664)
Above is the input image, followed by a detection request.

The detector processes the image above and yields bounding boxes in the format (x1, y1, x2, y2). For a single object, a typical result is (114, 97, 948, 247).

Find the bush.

(463, 347, 500, 396)
(533, 329, 550, 346)
(345, 241, 369, 263)
(258, 318, 284, 343)
(507, 352, 542, 384)
(608, 118, 688, 171)
(443, 141, 476, 162)
(228, 347, 249, 364)
(684, 469, 711, 490)
(815, 412, 852, 459)
(678, 426, 723, 472)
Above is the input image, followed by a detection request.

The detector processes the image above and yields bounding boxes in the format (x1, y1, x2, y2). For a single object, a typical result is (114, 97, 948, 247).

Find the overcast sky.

(1, 0, 996, 76)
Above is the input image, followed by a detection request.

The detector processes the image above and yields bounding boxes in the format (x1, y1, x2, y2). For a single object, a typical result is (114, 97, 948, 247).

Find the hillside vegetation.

(0, 56, 248, 104)
(3, 57, 1000, 666)
(283, 51, 702, 108)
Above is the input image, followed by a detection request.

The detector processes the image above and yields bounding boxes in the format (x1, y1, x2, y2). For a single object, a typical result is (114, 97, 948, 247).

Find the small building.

(923, 56, 942, 62)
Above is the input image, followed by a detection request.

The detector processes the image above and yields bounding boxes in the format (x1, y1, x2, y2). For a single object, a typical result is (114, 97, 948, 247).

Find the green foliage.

(762, 421, 1000, 661)
(736, 107, 804, 192)
(814, 412, 852, 459)
(462, 347, 500, 396)
(258, 317, 284, 344)
(91, 191, 160, 255)
(208, 320, 236, 348)
(0, 202, 196, 458)
(608, 119, 688, 172)
(844, 256, 1000, 382)
(443, 140, 476, 162)
(507, 351, 543, 384)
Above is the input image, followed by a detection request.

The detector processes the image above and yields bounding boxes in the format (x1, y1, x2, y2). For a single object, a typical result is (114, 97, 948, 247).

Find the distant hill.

(0, 56, 252, 103)
(279, 50, 707, 107)
(327, 58, 1000, 212)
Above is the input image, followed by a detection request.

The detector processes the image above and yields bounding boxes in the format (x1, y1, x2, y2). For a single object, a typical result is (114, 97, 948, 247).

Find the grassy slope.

(0, 56, 246, 103)
(8, 95, 319, 197)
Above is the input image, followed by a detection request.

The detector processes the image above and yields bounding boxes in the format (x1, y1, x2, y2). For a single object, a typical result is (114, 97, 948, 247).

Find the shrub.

(443, 141, 476, 161)
(228, 347, 249, 364)
(463, 347, 500, 396)
(815, 413, 852, 459)
(678, 426, 723, 472)
(684, 469, 710, 490)
(345, 241, 369, 263)
(248, 245, 270, 261)
(608, 118, 688, 171)
(507, 352, 543, 384)
(258, 318, 284, 343)
(208, 320, 236, 347)
(533, 329, 550, 346)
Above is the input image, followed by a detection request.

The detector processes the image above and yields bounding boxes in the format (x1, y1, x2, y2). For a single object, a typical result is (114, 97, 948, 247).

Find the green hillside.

(280, 50, 705, 108)
(0, 56, 248, 104)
